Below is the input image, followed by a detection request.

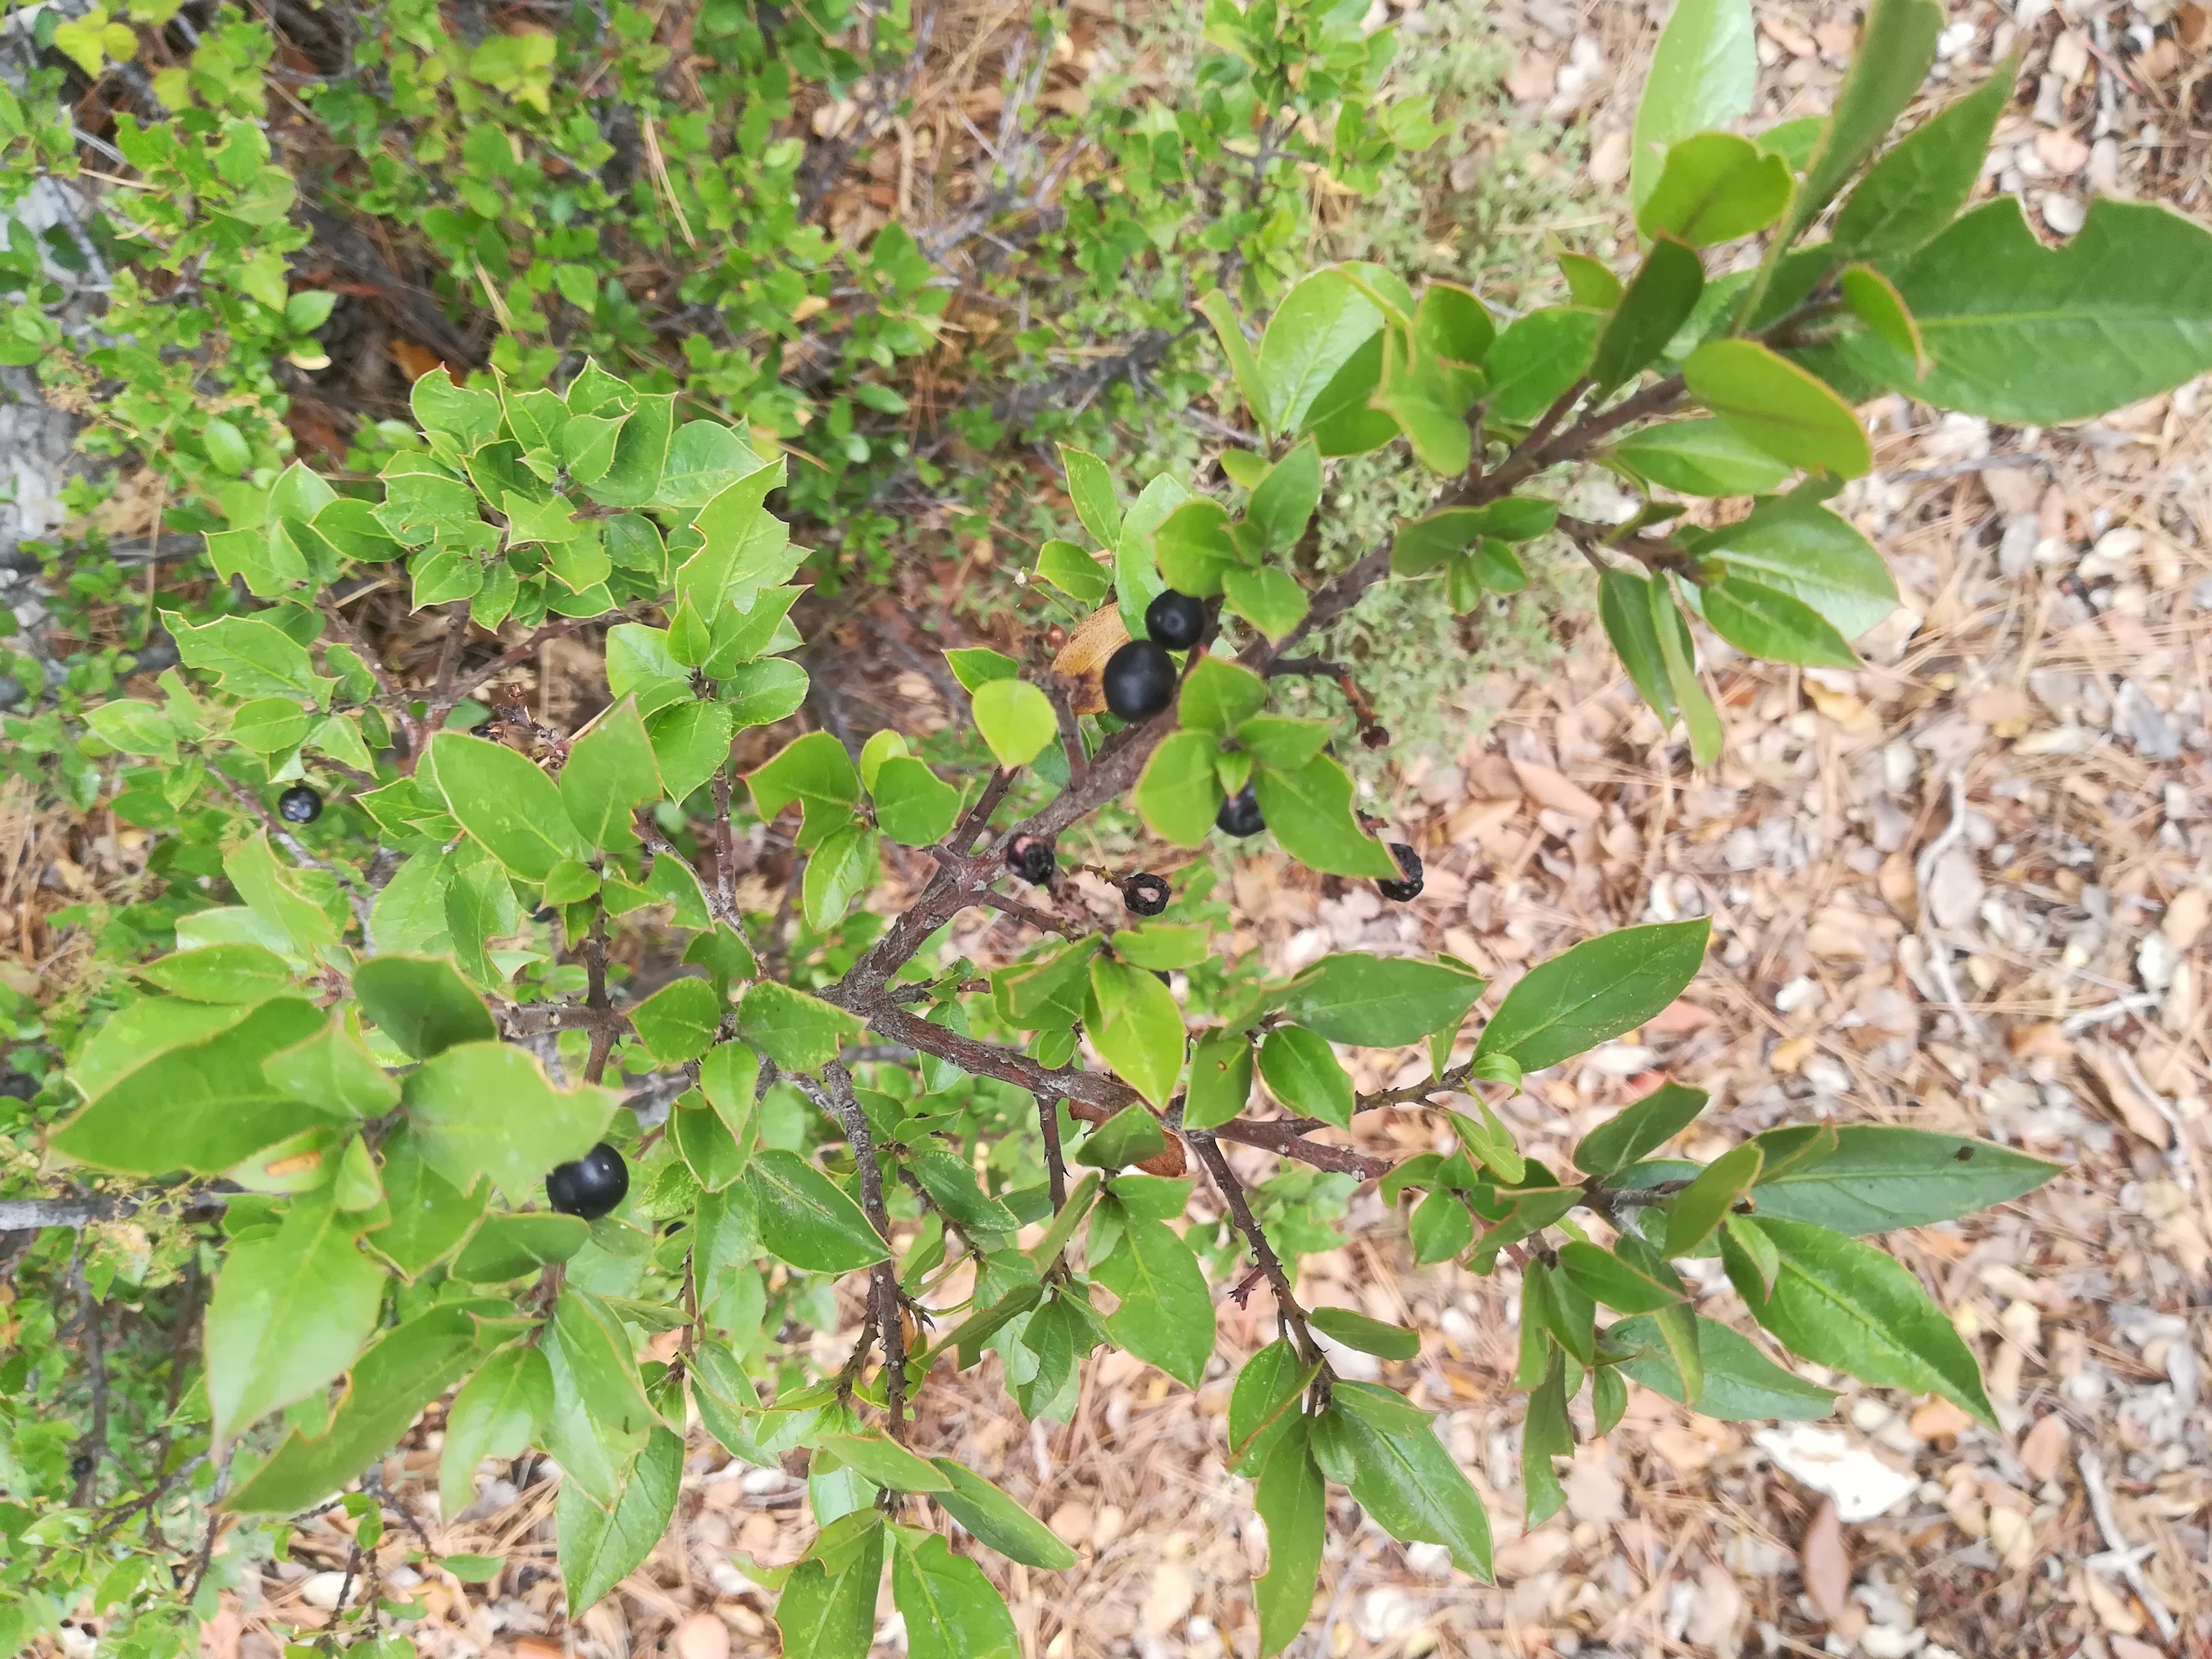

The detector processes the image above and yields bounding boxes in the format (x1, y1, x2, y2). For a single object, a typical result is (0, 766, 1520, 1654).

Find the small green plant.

(10, 0, 2212, 1652)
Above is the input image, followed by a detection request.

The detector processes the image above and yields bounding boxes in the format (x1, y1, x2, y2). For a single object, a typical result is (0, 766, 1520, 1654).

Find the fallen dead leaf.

(1509, 757, 1604, 820)
(2164, 886, 2209, 950)
(673, 1611, 731, 1659)
(2019, 1413, 2070, 1483)
(1800, 1497, 1851, 1626)
(1770, 1035, 1815, 1075)
(1909, 1398, 1974, 1442)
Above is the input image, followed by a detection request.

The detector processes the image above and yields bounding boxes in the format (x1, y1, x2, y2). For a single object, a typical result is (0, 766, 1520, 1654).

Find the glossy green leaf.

(802, 823, 878, 932)
(1832, 57, 2014, 261)
(1690, 493, 1897, 638)
(746, 1149, 889, 1272)
(1699, 575, 1859, 667)
(1684, 339, 1871, 477)
(894, 1529, 1022, 1659)
(262, 1012, 399, 1120)
(1319, 1382, 1491, 1578)
(206, 1193, 386, 1442)
(1253, 753, 1399, 879)
(352, 955, 495, 1060)
(926, 1462, 1077, 1569)
(439, 1343, 553, 1517)
(1248, 439, 1322, 552)
(1221, 565, 1309, 643)
(971, 678, 1059, 768)
(1152, 499, 1243, 598)
(1486, 307, 1600, 424)
(1135, 730, 1227, 850)
(747, 731, 862, 850)
(1839, 263, 1927, 376)
(1557, 1239, 1684, 1314)
(1086, 957, 1186, 1109)
(774, 1512, 886, 1659)
(1059, 445, 1122, 548)
(1258, 1025, 1354, 1130)
(1179, 656, 1268, 734)
(1749, 1126, 2060, 1234)
(1785, 0, 1943, 241)
(1262, 268, 1386, 435)
(1073, 1104, 1169, 1170)
(1252, 1424, 1326, 1657)
(1607, 418, 1792, 496)
(1725, 1216, 1995, 1426)
(1612, 1311, 1835, 1421)
(1309, 1307, 1418, 1361)
(1598, 569, 1675, 721)
(561, 697, 662, 848)
(1182, 1031, 1254, 1132)
(629, 976, 721, 1063)
(428, 733, 587, 880)
(1629, 0, 1755, 210)
(1282, 953, 1486, 1048)
(1637, 132, 1793, 246)
(1472, 919, 1709, 1075)
(558, 1424, 683, 1614)
(401, 1041, 617, 1205)
(1095, 1209, 1215, 1387)
(1592, 237, 1705, 392)
(1573, 1081, 1710, 1175)
(1520, 1350, 1573, 1526)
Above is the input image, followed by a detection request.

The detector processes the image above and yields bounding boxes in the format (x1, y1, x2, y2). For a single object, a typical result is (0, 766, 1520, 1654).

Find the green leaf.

(1152, 500, 1243, 598)
(369, 1126, 485, 1278)
(1444, 1101, 1524, 1184)
(561, 698, 662, 849)
(1486, 308, 1601, 424)
(86, 697, 179, 762)
(1573, 1081, 1710, 1175)
(1309, 1307, 1419, 1362)
(1262, 269, 1386, 435)
(1035, 539, 1113, 604)
(51, 997, 326, 1176)
(1473, 920, 1709, 1075)
(943, 648, 1018, 693)
(1258, 1025, 1354, 1131)
(1248, 439, 1322, 552)
(224, 833, 338, 959)
(263, 1012, 400, 1120)
(1726, 1216, 1995, 1427)
(775, 1513, 887, 1659)
(746, 1149, 890, 1272)
(1199, 289, 1277, 432)
(1134, 729, 1227, 849)
(894, 1530, 1022, 1659)
(803, 823, 878, 932)
(1095, 1210, 1216, 1387)
(860, 754, 964, 851)
(1116, 475, 1189, 639)
(1231, 716, 1328, 773)
(1520, 1351, 1573, 1525)
(630, 976, 722, 1063)
(1221, 566, 1309, 643)
(1592, 237, 1705, 392)
(1607, 418, 1791, 496)
(1684, 339, 1871, 477)
(439, 1343, 553, 1517)
(1306, 332, 1399, 456)
(925, 1462, 1075, 1569)
(206, 1193, 386, 1441)
(1690, 493, 1897, 638)
(1832, 57, 2014, 261)
(1253, 753, 1399, 879)
(1179, 656, 1268, 734)
(1410, 1190, 1474, 1264)
(646, 699, 736, 804)
(1613, 1312, 1836, 1421)
(429, 733, 588, 880)
(1086, 957, 1186, 1109)
(971, 679, 1059, 769)
(1664, 1141, 1763, 1257)
(905, 1143, 1017, 1234)
(747, 732, 861, 850)
(1637, 132, 1794, 246)
(1839, 263, 1927, 376)
(1282, 953, 1486, 1048)
(134, 943, 294, 1004)
(413, 372, 503, 453)
(1228, 1339, 1312, 1473)
(1251, 1425, 1326, 1657)
(401, 1041, 617, 1204)
(1556, 1239, 1684, 1315)
(451, 1211, 589, 1280)
(1022, 1171, 1100, 1277)
(1629, 0, 1755, 210)
(1598, 570, 1675, 722)
(1838, 199, 2212, 424)
(1320, 1382, 1491, 1578)
(224, 1305, 487, 1514)
(1786, 0, 1943, 241)
(228, 697, 312, 756)
(352, 956, 496, 1060)
(1699, 575, 1859, 667)
(1112, 923, 1211, 971)
(558, 1424, 683, 1614)
(1059, 445, 1122, 548)
(817, 1433, 951, 1494)
(1748, 1126, 2060, 1234)
(1182, 1031, 1254, 1132)
(1073, 1104, 1169, 1170)
(993, 940, 1100, 1030)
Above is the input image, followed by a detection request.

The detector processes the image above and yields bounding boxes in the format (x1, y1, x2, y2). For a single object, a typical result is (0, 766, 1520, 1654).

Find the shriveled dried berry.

(1005, 834, 1057, 886)
(1122, 872, 1172, 916)
(1378, 842, 1425, 902)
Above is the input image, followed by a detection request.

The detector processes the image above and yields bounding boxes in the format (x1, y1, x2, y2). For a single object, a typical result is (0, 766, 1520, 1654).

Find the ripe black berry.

(1101, 640, 1177, 722)
(546, 1143, 629, 1221)
(276, 784, 323, 825)
(1004, 834, 1056, 887)
(1145, 590, 1205, 651)
(1378, 842, 1425, 902)
(1216, 785, 1264, 838)
(70, 1453, 93, 1479)
(1122, 872, 1171, 916)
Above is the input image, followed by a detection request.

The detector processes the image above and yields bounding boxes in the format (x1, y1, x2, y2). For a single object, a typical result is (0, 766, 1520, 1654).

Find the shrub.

(8, 0, 2212, 1652)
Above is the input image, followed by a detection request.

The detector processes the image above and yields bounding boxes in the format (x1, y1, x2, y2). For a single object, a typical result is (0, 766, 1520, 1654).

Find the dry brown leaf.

(673, 1611, 731, 1659)
(2163, 886, 2209, 950)
(1800, 1497, 1851, 1625)
(2077, 1040, 2173, 1148)
(2019, 1413, 2070, 1483)
(1050, 605, 1131, 714)
(1908, 1398, 1973, 1442)
(1509, 757, 1604, 820)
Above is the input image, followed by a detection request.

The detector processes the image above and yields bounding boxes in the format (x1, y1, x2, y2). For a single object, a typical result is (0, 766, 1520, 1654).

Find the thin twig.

(1189, 1134, 1324, 1367)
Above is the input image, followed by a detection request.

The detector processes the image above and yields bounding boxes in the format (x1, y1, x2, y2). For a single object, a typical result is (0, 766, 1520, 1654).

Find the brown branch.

(581, 912, 617, 1087)
(71, 1258, 108, 1505)
(817, 1062, 910, 1439)
(1045, 675, 1089, 793)
(1037, 1095, 1069, 1211)
(430, 599, 473, 706)
(1189, 1134, 1325, 1367)
(979, 889, 1093, 941)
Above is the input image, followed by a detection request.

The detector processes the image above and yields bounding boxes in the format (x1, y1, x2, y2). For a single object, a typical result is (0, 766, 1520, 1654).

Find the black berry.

(1122, 872, 1171, 916)
(471, 720, 496, 739)
(1004, 834, 1056, 887)
(1145, 590, 1205, 652)
(70, 1452, 93, 1479)
(1378, 842, 1425, 902)
(1101, 640, 1177, 722)
(276, 785, 323, 825)
(546, 1143, 629, 1221)
(1216, 785, 1264, 838)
